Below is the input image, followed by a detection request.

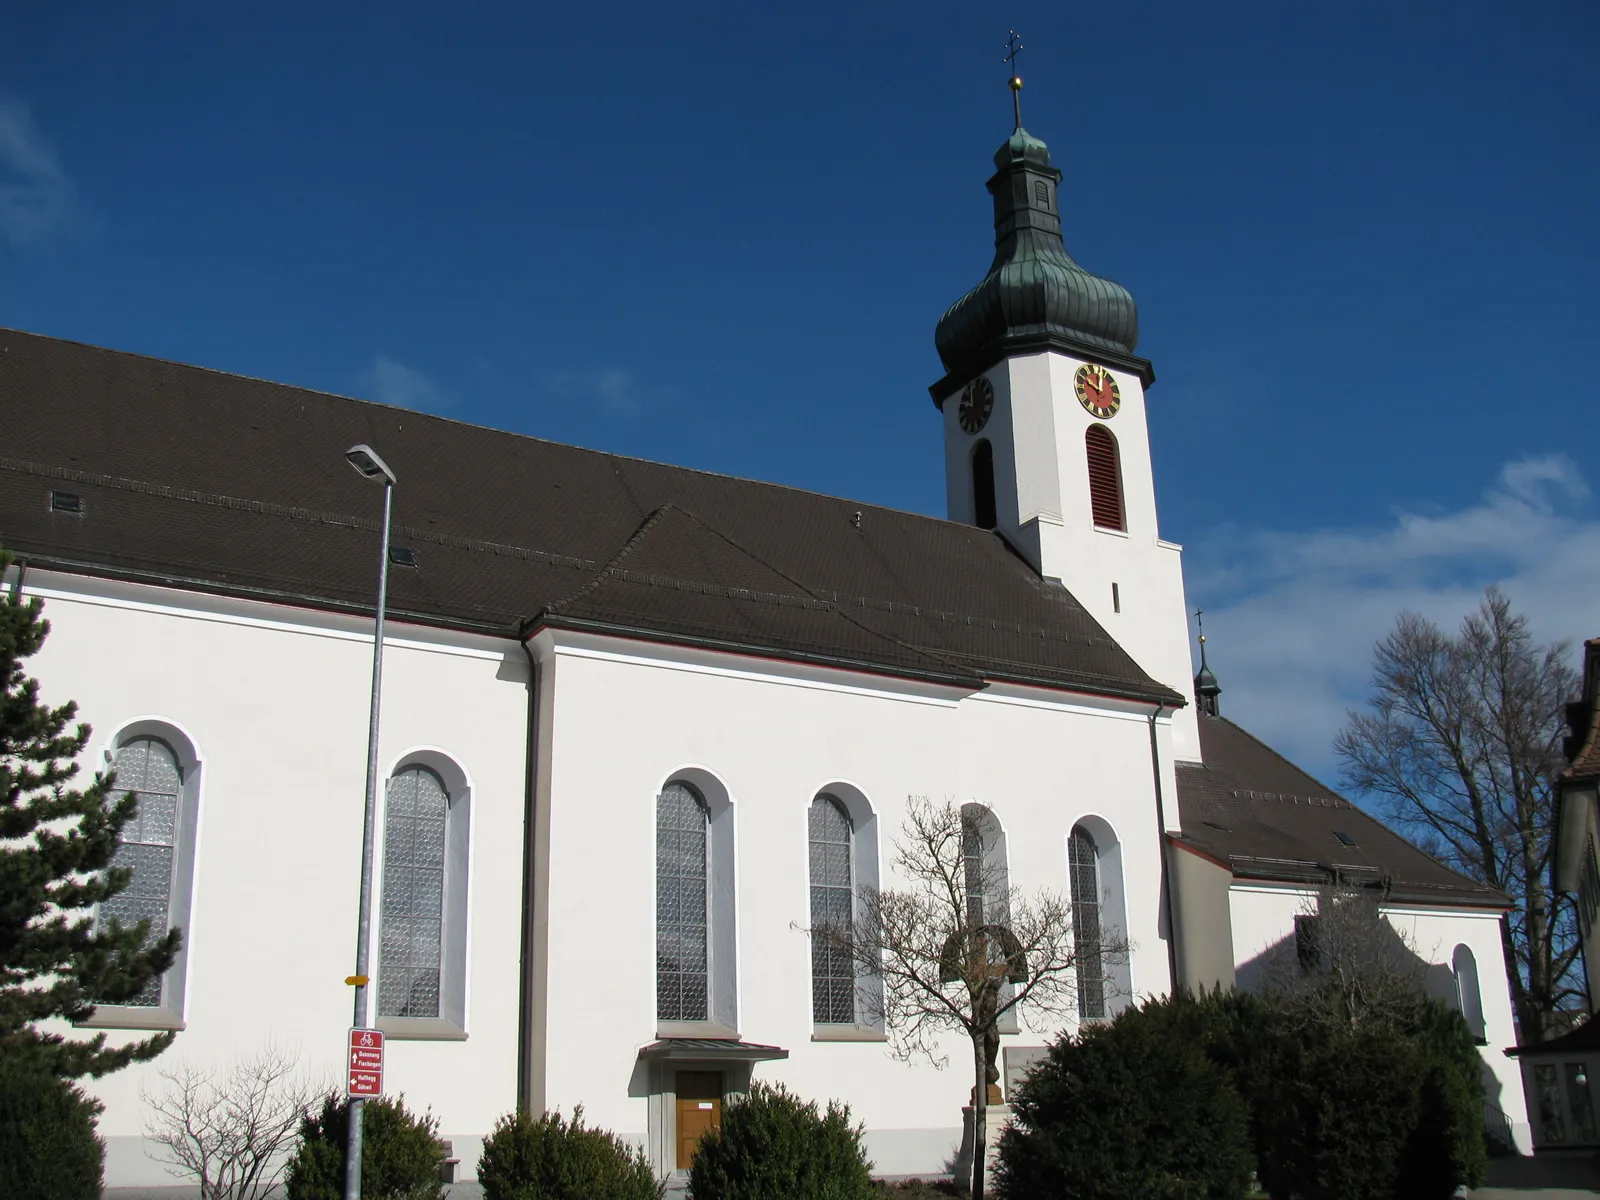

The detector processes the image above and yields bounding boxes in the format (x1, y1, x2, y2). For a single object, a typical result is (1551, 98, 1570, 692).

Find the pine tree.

(0, 549, 181, 1078)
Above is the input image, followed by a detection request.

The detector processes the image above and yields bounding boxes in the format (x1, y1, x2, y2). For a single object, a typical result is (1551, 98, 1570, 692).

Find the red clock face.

(1074, 363, 1121, 419)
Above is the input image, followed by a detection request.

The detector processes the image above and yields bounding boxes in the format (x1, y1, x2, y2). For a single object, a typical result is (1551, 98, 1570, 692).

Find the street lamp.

(343, 443, 395, 1200)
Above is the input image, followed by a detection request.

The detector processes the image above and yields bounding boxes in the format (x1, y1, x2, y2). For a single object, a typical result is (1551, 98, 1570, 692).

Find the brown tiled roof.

(0, 328, 1182, 703)
(1563, 638, 1600, 783)
(1174, 715, 1509, 909)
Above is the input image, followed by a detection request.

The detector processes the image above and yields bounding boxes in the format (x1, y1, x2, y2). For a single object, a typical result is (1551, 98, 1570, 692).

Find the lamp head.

(345, 444, 395, 485)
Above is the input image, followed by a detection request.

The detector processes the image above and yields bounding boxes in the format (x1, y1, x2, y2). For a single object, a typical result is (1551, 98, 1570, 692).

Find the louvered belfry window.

(379, 766, 449, 1019)
(102, 737, 182, 1007)
(1085, 425, 1124, 531)
(657, 782, 710, 1021)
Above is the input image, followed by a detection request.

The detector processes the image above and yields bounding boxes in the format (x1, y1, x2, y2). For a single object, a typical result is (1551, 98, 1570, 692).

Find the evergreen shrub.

(0, 1056, 105, 1200)
(688, 1081, 875, 1200)
(285, 1093, 446, 1200)
(992, 994, 1255, 1200)
(477, 1106, 662, 1200)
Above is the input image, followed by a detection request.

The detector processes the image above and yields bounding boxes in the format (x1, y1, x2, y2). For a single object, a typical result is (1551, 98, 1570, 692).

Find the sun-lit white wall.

(532, 630, 1178, 1176)
(23, 571, 529, 1186)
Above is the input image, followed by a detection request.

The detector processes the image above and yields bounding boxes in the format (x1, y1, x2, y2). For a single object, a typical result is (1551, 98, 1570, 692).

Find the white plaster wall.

(940, 352, 1200, 766)
(1227, 883, 1532, 1153)
(22, 573, 528, 1186)
(1385, 906, 1531, 1151)
(534, 633, 1177, 1177)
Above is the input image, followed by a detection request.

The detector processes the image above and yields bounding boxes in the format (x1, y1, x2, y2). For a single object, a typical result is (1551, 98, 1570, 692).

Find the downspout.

(7, 557, 26, 604)
(516, 629, 542, 1112)
(1148, 705, 1180, 993)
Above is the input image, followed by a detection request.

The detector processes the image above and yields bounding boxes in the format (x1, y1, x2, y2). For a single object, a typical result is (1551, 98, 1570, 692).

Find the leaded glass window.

(101, 737, 181, 1007)
(963, 816, 986, 927)
(1069, 826, 1106, 1019)
(810, 795, 855, 1024)
(378, 766, 448, 1019)
(657, 782, 709, 1022)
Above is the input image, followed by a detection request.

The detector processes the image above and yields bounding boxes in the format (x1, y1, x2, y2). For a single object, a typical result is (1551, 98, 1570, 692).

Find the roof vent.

(1334, 830, 1356, 847)
(50, 490, 83, 514)
(388, 546, 417, 568)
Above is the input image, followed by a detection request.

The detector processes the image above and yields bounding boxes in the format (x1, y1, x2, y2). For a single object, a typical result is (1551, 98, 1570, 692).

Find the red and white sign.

(347, 1028, 384, 1097)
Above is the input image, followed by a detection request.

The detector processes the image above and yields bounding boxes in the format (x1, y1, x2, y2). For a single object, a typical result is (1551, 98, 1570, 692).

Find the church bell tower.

(930, 72, 1201, 761)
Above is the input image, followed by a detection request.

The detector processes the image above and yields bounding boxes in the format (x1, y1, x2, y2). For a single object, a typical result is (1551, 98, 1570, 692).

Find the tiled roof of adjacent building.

(1174, 714, 1510, 909)
(0, 328, 1183, 704)
(1563, 638, 1600, 783)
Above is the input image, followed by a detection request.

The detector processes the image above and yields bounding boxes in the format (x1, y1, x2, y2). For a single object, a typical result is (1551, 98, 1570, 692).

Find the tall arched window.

(1069, 825, 1107, 1018)
(657, 782, 710, 1022)
(378, 765, 450, 1019)
(1085, 425, 1124, 531)
(101, 736, 183, 1007)
(972, 439, 997, 530)
(1453, 944, 1487, 1041)
(810, 794, 855, 1024)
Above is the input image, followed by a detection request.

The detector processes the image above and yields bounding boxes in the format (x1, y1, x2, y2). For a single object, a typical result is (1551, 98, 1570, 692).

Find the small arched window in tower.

(1069, 825, 1106, 1018)
(1085, 425, 1125, 531)
(972, 439, 997, 530)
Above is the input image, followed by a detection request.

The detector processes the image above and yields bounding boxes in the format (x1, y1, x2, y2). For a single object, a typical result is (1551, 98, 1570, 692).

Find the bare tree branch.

(141, 1042, 329, 1200)
(808, 797, 1126, 1200)
(1335, 588, 1582, 1041)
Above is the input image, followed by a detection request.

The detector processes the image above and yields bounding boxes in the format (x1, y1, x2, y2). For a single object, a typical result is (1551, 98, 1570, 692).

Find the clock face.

(1074, 363, 1121, 419)
(958, 377, 995, 434)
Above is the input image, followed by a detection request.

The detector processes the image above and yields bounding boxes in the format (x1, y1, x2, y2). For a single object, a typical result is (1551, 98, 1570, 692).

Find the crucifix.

(1004, 30, 1024, 128)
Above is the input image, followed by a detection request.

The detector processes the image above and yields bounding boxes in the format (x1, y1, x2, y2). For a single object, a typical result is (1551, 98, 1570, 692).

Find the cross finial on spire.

(1004, 30, 1025, 129)
(1194, 607, 1206, 645)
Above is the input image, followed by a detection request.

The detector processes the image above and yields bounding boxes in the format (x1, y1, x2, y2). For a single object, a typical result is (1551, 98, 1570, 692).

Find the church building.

(0, 101, 1531, 1184)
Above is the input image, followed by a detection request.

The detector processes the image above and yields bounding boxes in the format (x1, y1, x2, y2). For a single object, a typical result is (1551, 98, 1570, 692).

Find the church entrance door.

(675, 1071, 723, 1169)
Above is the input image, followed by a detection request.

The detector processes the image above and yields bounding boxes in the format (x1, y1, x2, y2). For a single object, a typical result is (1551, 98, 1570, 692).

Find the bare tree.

(810, 796, 1125, 1200)
(1336, 587, 1581, 1042)
(142, 1043, 327, 1200)
(1260, 885, 1432, 1030)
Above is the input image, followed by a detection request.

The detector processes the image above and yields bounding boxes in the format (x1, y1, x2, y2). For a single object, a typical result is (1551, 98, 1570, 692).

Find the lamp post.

(343, 443, 395, 1200)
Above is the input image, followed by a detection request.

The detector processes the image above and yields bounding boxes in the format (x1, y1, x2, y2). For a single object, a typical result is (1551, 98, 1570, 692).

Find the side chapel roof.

(1174, 714, 1510, 909)
(0, 328, 1182, 705)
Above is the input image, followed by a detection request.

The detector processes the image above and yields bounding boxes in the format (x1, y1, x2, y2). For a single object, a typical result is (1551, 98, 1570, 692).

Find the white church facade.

(1, 110, 1531, 1187)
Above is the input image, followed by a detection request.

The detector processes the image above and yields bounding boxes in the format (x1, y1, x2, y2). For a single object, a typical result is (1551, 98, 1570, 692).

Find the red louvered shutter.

(1085, 426, 1124, 530)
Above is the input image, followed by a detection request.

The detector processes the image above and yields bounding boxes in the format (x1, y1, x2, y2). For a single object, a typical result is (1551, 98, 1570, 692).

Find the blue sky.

(3, 0, 1597, 780)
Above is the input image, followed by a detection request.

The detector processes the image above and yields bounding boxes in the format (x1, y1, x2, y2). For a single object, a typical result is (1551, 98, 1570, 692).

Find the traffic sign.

(348, 1028, 384, 1097)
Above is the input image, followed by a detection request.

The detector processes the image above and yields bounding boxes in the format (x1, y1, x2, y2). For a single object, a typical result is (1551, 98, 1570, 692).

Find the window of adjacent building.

(657, 782, 710, 1023)
(972, 439, 997, 531)
(1085, 425, 1125, 531)
(809, 794, 856, 1024)
(1582, 837, 1600, 931)
(101, 736, 183, 1007)
(1068, 825, 1106, 1019)
(377, 757, 471, 1035)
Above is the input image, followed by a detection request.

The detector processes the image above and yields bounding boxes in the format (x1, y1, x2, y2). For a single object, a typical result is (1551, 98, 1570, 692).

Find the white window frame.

(808, 782, 885, 1040)
(80, 718, 205, 1032)
(656, 767, 739, 1038)
(375, 748, 473, 1040)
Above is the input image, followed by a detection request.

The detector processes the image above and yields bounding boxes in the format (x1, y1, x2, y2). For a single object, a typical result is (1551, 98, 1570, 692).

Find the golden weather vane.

(1004, 30, 1025, 128)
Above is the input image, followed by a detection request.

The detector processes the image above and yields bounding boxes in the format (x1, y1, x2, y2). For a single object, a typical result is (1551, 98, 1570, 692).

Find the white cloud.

(358, 356, 453, 413)
(1186, 455, 1600, 784)
(544, 367, 652, 417)
(0, 95, 88, 247)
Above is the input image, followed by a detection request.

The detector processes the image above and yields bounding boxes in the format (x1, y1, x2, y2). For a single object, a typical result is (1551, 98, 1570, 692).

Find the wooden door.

(675, 1071, 723, 1169)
